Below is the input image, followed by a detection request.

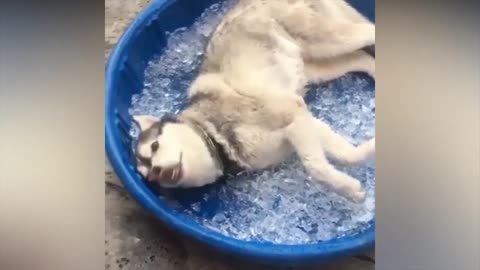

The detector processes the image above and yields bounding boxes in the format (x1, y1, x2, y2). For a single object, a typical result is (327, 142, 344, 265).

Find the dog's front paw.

(344, 180, 367, 203)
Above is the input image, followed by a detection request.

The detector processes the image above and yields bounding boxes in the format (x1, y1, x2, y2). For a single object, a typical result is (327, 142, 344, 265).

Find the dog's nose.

(151, 166, 162, 175)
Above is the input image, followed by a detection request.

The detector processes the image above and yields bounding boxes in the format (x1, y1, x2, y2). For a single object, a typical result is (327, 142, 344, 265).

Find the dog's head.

(132, 115, 222, 188)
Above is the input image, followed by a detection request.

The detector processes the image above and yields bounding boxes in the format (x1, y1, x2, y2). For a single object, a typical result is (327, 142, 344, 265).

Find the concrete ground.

(105, 0, 375, 269)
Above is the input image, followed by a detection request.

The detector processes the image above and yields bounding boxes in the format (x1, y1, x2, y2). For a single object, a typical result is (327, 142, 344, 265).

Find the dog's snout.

(151, 166, 162, 175)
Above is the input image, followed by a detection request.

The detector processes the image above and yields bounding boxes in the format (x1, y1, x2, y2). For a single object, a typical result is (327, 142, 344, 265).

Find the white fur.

(134, 0, 375, 203)
(156, 123, 222, 187)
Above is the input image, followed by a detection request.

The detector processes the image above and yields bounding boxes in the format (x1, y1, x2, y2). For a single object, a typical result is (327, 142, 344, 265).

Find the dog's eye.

(151, 141, 159, 152)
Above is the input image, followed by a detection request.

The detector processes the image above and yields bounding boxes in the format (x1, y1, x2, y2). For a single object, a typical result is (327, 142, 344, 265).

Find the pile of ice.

(129, 0, 375, 244)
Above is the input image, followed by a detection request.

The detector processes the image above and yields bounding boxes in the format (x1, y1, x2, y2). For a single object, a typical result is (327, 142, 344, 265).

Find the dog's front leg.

(285, 113, 367, 203)
(312, 118, 375, 165)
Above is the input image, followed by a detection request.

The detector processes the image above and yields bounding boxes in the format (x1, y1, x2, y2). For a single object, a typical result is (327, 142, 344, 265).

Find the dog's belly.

(240, 129, 293, 170)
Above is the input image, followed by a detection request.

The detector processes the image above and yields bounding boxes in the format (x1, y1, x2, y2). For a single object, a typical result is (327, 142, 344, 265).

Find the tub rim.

(105, 0, 375, 264)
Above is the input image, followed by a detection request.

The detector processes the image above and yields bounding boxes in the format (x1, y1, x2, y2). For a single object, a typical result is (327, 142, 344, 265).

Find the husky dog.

(133, 0, 375, 203)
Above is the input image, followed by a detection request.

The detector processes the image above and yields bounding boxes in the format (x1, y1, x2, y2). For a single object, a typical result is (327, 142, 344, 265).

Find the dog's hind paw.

(350, 188, 367, 203)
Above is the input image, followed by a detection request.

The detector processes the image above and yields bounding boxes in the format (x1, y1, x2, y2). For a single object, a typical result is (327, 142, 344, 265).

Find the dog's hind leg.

(277, 5, 375, 59)
(285, 113, 367, 203)
(304, 50, 375, 83)
(303, 22, 374, 60)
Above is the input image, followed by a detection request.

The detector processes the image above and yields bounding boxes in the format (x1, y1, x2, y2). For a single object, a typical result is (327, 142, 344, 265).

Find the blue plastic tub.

(105, 0, 375, 266)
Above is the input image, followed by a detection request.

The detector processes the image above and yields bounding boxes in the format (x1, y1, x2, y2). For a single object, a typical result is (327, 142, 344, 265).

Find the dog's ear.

(133, 115, 159, 131)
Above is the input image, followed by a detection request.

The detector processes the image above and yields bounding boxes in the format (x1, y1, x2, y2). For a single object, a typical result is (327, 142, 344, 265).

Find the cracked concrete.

(104, 0, 375, 269)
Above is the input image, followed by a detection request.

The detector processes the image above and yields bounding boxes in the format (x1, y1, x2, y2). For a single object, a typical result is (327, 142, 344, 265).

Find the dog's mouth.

(147, 153, 184, 184)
